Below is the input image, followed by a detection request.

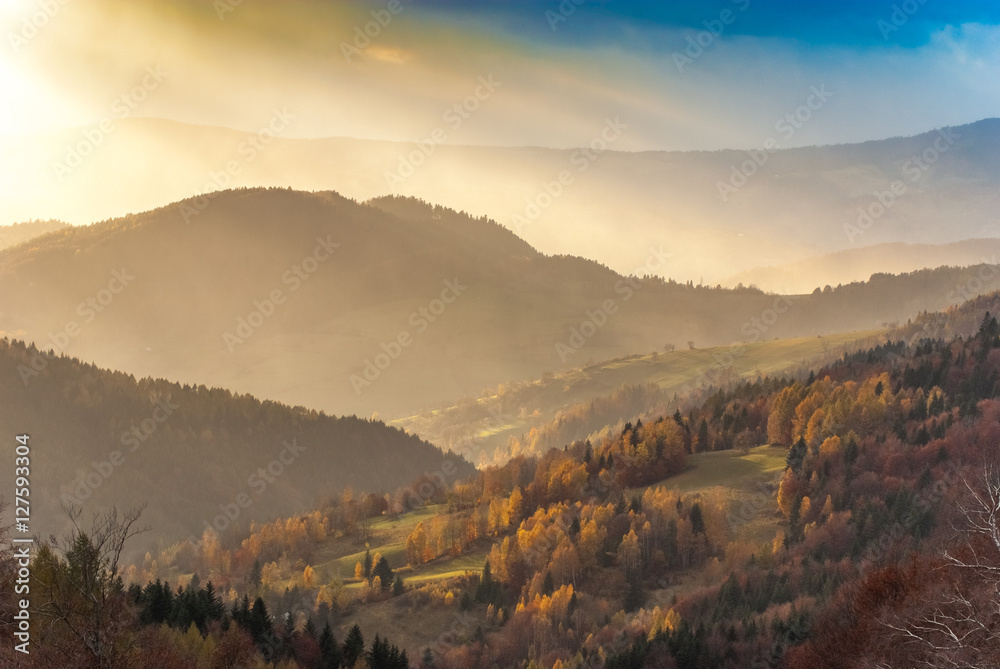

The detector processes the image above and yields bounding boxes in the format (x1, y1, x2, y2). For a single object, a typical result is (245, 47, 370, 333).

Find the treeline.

(0, 522, 410, 668)
(498, 383, 672, 464)
(133, 306, 1000, 668)
(12, 297, 1000, 667)
(599, 311, 1000, 668)
(0, 219, 68, 252)
(0, 336, 472, 548)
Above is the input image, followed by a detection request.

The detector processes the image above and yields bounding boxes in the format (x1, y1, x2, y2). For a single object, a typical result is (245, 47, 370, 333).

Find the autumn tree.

(406, 522, 428, 567)
(768, 383, 806, 446)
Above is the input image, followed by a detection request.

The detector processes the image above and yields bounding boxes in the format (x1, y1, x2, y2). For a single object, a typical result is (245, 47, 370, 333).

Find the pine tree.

(362, 549, 374, 581)
(304, 616, 319, 641)
(202, 581, 224, 623)
(786, 437, 807, 473)
(696, 418, 710, 452)
(623, 570, 645, 612)
(246, 559, 263, 594)
(343, 624, 365, 667)
(369, 634, 389, 667)
(689, 503, 706, 535)
(248, 597, 273, 650)
(319, 622, 342, 669)
(373, 556, 394, 590)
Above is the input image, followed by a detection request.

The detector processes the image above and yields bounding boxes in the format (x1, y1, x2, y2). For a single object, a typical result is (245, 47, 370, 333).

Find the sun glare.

(0, 58, 29, 135)
(0, 0, 33, 17)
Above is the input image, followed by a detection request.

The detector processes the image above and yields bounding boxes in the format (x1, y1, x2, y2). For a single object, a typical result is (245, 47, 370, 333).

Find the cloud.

(0, 0, 997, 150)
(364, 45, 415, 64)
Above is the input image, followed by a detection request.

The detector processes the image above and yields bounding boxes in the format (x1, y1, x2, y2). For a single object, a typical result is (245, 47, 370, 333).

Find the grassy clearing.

(402, 547, 490, 585)
(394, 330, 882, 459)
(313, 505, 444, 580)
(645, 445, 788, 495)
(631, 445, 788, 548)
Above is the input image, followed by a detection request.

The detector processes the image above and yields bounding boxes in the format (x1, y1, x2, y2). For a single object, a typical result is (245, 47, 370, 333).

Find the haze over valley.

(2, 1, 1000, 667)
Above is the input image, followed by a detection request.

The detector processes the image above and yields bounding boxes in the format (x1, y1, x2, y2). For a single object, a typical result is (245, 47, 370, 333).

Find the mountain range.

(1, 188, 998, 420)
(4, 117, 998, 285)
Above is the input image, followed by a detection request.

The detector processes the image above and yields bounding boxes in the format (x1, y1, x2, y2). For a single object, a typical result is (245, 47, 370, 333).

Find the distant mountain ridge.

(0, 219, 68, 251)
(1, 188, 999, 420)
(724, 238, 1000, 294)
(3, 117, 998, 283)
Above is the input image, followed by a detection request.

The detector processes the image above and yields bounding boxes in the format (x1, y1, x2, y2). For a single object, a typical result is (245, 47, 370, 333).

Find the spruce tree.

(343, 624, 365, 667)
(373, 556, 394, 590)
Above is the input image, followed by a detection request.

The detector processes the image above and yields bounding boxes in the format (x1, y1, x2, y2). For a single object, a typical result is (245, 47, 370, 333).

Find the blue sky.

(1, 0, 998, 150)
(420, 0, 1000, 48)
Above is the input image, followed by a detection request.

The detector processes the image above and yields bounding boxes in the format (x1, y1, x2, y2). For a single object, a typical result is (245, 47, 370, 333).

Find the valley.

(4, 6, 1000, 663)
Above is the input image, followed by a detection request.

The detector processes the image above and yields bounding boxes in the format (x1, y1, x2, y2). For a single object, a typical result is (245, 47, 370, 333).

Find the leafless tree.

(34, 503, 149, 669)
(875, 464, 1000, 669)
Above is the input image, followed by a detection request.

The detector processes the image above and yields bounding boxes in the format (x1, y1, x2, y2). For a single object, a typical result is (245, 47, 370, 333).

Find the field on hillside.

(322, 445, 789, 656)
(639, 445, 788, 547)
(253, 444, 788, 595)
(394, 329, 884, 462)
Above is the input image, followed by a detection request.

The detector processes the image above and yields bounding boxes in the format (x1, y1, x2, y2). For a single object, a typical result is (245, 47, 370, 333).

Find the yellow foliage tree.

(577, 519, 606, 571)
(819, 435, 841, 455)
(805, 408, 826, 447)
(617, 530, 641, 574)
(406, 521, 427, 566)
(800, 496, 812, 521)
(772, 529, 786, 554)
(821, 495, 834, 518)
(777, 469, 800, 518)
(508, 486, 524, 528)
(261, 561, 281, 588)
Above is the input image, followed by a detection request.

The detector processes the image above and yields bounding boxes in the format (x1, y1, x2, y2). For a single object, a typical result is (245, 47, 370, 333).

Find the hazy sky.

(1, 0, 999, 150)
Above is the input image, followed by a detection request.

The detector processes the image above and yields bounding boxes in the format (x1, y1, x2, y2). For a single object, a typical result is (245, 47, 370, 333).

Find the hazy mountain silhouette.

(4, 117, 998, 284)
(0, 219, 68, 251)
(1, 188, 998, 420)
(724, 238, 1000, 294)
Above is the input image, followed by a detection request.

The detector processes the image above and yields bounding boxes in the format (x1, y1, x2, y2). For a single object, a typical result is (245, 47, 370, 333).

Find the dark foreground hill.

(0, 337, 473, 548)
